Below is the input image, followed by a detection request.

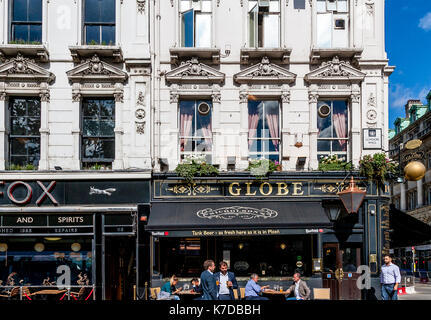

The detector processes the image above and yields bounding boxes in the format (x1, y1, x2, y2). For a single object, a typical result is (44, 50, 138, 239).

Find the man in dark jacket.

(285, 273, 311, 300)
(200, 260, 218, 300)
(215, 261, 239, 300)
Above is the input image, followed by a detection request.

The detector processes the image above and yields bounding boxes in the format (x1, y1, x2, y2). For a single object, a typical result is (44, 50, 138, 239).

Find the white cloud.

(389, 84, 430, 111)
(419, 12, 431, 31)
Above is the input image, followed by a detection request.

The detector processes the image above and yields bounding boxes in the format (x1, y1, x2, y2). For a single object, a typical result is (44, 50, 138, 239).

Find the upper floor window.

(8, 97, 41, 169)
(317, 100, 348, 162)
(10, 0, 42, 44)
(248, 100, 280, 161)
(84, 0, 116, 45)
(180, 0, 212, 47)
(179, 100, 213, 162)
(316, 0, 349, 48)
(82, 98, 115, 168)
(248, 0, 280, 48)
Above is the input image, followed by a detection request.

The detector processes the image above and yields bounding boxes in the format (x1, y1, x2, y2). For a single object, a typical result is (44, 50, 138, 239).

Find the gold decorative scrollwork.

(166, 184, 219, 196)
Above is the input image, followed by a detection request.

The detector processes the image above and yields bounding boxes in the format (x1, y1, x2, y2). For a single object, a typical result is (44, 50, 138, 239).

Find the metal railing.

(0, 285, 95, 301)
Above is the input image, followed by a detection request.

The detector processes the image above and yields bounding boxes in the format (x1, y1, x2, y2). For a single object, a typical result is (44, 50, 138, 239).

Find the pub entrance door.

(103, 236, 136, 300)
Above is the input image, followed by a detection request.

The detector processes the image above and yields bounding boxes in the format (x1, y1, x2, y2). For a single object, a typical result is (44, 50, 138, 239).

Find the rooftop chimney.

(405, 99, 422, 116)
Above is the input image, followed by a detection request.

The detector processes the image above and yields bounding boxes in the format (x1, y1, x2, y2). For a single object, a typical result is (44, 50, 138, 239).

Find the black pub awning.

(147, 201, 331, 237)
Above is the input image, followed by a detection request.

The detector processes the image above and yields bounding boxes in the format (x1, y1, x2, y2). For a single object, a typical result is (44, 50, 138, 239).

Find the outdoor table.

(177, 291, 202, 301)
(31, 289, 67, 300)
(261, 289, 288, 301)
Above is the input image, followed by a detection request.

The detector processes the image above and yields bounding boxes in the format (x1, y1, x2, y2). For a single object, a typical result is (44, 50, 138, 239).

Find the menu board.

(0, 214, 94, 235)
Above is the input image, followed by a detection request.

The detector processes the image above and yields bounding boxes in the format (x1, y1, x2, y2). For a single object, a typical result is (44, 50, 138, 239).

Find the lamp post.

(337, 176, 366, 214)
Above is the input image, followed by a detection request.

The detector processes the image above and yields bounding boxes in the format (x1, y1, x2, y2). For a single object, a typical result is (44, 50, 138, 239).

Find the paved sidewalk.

(399, 283, 431, 300)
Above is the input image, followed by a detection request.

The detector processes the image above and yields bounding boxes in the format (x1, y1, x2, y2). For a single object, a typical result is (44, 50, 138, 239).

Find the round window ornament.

(197, 102, 210, 116)
(71, 243, 81, 252)
(318, 104, 331, 118)
(0, 243, 8, 252)
(34, 243, 45, 252)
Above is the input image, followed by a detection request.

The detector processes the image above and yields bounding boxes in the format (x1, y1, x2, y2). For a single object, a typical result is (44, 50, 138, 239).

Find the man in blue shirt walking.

(244, 274, 269, 300)
(380, 254, 401, 300)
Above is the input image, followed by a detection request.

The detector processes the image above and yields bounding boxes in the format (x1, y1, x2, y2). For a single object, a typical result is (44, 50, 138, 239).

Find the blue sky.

(386, 0, 431, 127)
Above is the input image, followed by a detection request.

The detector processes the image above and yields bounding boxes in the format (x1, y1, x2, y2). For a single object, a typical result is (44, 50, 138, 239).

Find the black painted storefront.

(146, 173, 391, 299)
(0, 178, 150, 300)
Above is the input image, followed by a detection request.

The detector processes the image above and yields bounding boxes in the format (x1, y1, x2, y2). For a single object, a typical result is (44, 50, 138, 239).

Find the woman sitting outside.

(159, 275, 182, 300)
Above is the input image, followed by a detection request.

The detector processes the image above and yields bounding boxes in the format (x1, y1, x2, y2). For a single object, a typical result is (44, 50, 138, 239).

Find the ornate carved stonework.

(309, 93, 319, 103)
(234, 57, 296, 84)
(137, 0, 146, 13)
(0, 92, 6, 101)
(239, 92, 248, 103)
(304, 56, 365, 84)
(137, 91, 145, 106)
(40, 91, 50, 102)
(6, 53, 35, 74)
(0, 53, 55, 83)
(135, 108, 146, 121)
(366, 0, 375, 15)
(351, 94, 361, 103)
(114, 92, 124, 103)
(212, 93, 221, 103)
(170, 92, 179, 103)
(366, 109, 378, 122)
(165, 58, 225, 84)
(72, 92, 81, 102)
(281, 92, 291, 103)
(136, 122, 146, 134)
(368, 93, 376, 108)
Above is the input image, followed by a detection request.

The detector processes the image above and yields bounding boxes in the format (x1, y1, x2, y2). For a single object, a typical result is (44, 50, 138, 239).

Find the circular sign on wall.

(34, 243, 45, 252)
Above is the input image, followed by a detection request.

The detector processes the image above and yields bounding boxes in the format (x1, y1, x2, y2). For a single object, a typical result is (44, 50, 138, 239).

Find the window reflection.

(317, 100, 348, 161)
(82, 98, 115, 165)
(248, 100, 280, 161)
(316, 0, 349, 48)
(9, 97, 41, 168)
(11, 0, 42, 43)
(248, 0, 280, 48)
(84, 0, 115, 45)
(180, 0, 212, 47)
(179, 100, 212, 162)
(0, 239, 92, 288)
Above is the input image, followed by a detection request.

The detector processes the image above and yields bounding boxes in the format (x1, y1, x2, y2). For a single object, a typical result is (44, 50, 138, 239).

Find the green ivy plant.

(85, 163, 112, 170)
(318, 155, 353, 172)
(359, 153, 399, 187)
(9, 164, 37, 170)
(9, 39, 41, 45)
(175, 156, 219, 183)
(246, 158, 278, 180)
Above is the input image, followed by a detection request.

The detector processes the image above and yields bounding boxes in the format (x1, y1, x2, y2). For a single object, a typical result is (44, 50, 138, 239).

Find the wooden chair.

(21, 287, 33, 299)
(151, 287, 161, 300)
(240, 288, 245, 300)
(0, 287, 20, 300)
(313, 288, 331, 300)
(69, 287, 87, 300)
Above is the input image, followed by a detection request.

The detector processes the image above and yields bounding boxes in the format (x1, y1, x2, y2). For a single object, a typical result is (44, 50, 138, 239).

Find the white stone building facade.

(0, 0, 393, 173)
(154, 0, 393, 172)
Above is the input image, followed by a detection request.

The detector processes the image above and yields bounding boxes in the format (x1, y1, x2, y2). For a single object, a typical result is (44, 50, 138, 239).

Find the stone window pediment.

(0, 53, 54, 83)
(66, 54, 128, 83)
(165, 58, 225, 84)
(233, 57, 296, 84)
(305, 56, 365, 84)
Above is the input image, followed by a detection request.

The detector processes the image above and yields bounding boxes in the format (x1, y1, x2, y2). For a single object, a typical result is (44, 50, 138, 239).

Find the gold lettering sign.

(276, 182, 289, 196)
(292, 182, 304, 196)
(245, 182, 256, 196)
(228, 182, 241, 196)
(259, 182, 273, 196)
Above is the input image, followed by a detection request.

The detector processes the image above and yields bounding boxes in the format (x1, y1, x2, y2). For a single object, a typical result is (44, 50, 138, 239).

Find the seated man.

(244, 274, 269, 300)
(285, 273, 311, 300)
(190, 278, 202, 293)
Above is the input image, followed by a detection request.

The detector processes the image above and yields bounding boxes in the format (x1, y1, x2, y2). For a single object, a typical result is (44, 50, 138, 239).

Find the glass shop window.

(0, 239, 93, 289)
(8, 97, 41, 169)
(317, 100, 349, 162)
(84, 0, 116, 45)
(179, 100, 213, 163)
(10, 0, 42, 44)
(180, 0, 212, 47)
(81, 98, 115, 168)
(248, 0, 280, 48)
(316, 0, 349, 48)
(248, 100, 281, 162)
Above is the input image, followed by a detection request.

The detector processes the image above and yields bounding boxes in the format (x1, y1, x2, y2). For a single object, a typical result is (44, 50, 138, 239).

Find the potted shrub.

(246, 158, 278, 180)
(359, 153, 399, 187)
(175, 156, 219, 183)
(318, 155, 353, 172)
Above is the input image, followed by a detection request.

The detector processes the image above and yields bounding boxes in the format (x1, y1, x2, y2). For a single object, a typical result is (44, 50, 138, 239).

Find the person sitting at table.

(285, 273, 311, 300)
(159, 275, 182, 300)
(190, 278, 202, 293)
(244, 274, 269, 300)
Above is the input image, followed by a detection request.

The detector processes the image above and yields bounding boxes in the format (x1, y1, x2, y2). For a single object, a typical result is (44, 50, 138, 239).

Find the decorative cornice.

(40, 91, 50, 102)
(239, 92, 248, 103)
(165, 58, 225, 84)
(0, 53, 55, 83)
(114, 92, 124, 103)
(304, 56, 366, 84)
(234, 56, 296, 84)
